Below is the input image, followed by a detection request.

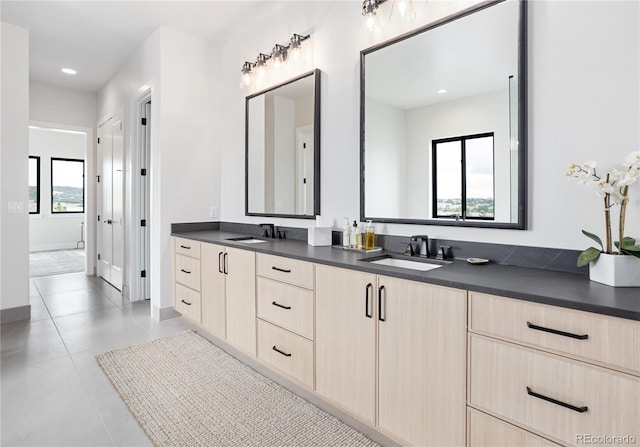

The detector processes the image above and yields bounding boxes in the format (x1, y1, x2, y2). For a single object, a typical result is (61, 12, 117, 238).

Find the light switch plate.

(209, 207, 218, 218)
(7, 202, 24, 213)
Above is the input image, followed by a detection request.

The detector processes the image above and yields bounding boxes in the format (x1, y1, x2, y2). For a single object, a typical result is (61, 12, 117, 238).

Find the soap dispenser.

(342, 218, 350, 248)
(364, 220, 375, 250)
(350, 221, 358, 248)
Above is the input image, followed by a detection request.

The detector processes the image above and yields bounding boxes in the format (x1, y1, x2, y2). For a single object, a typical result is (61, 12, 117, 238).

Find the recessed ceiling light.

(61, 68, 77, 75)
(437, 89, 447, 94)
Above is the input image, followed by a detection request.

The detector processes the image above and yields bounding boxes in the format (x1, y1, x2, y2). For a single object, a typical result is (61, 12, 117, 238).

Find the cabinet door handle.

(180, 245, 191, 250)
(181, 299, 192, 306)
(180, 269, 191, 274)
(218, 251, 224, 273)
(378, 285, 386, 322)
(526, 386, 588, 413)
(272, 346, 292, 357)
(272, 301, 291, 310)
(526, 322, 589, 340)
(224, 252, 228, 274)
(271, 266, 291, 273)
(365, 283, 373, 318)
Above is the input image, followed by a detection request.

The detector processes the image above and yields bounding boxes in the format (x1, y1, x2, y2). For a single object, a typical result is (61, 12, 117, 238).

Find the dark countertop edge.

(172, 230, 640, 322)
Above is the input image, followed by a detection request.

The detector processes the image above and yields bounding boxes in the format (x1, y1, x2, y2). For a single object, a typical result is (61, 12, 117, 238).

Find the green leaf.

(614, 237, 636, 249)
(620, 244, 640, 257)
(581, 230, 603, 251)
(577, 247, 601, 267)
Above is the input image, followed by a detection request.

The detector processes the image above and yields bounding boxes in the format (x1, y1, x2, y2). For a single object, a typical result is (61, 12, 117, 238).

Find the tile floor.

(1, 272, 200, 447)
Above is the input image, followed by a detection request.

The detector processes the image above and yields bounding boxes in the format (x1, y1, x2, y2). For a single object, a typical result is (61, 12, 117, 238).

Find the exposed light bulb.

(61, 68, 77, 75)
(389, 0, 416, 23)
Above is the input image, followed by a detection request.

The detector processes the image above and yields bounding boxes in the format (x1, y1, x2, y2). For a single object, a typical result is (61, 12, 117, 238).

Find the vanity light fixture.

(239, 33, 311, 90)
(362, 0, 416, 33)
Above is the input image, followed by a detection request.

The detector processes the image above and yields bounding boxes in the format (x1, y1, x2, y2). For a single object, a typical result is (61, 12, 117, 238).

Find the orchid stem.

(619, 185, 629, 253)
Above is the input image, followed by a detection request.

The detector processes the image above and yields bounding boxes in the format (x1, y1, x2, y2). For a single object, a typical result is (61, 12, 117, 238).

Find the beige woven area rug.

(97, 331, 379, 447)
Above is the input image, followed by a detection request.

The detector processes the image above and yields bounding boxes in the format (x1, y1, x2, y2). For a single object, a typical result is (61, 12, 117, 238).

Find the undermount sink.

(361, 255, 445, 272)
(226, 236, 267, 244)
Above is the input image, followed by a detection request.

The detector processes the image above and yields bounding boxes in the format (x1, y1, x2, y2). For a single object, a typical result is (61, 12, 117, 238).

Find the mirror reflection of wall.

(246, 70, 320, 218)
(362, 0, 526, 228)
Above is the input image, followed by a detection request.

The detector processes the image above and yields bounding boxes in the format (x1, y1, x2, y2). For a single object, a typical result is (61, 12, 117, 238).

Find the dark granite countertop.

(172, 229, 640, 322)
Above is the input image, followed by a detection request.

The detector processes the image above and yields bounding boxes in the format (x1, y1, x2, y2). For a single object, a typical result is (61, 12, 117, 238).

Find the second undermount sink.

(226, 236, 267, 244)
(361, 255, 446, 272)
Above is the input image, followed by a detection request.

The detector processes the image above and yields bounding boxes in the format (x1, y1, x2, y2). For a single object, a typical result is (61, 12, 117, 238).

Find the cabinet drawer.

(174, 237, 201, 259)
(468, 408, 561, 447)
(256, 254, 314, 289)
(469, 335, 640, 446)
(470, 292, 640, 375)
(174, 283, 201, 323)
(175, 254, 200, 291)
(257, 277, 314, 340)
(257, 320, 314, 388)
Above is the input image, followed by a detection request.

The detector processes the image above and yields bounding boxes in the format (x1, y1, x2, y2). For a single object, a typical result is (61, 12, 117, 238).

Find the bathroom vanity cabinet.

(171, 234, 640, 447)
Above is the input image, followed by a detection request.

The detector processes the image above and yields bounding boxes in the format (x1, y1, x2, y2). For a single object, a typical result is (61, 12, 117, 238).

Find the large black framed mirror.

(246, 69, 321, 218)
(360, 0, 527, 229)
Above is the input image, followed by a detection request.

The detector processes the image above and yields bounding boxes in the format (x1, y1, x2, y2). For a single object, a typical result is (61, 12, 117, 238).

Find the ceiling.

(1, 1, 288, 92)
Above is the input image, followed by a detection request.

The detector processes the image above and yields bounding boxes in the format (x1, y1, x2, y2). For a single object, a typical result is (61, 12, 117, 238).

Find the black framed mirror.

(246, 69, 321, 219)
(360, 0, 527, 229)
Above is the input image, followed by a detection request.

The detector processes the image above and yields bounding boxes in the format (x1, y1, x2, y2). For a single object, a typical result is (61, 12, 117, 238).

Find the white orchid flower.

(623, 151, 640, 169)
(618, 168, 638, 187)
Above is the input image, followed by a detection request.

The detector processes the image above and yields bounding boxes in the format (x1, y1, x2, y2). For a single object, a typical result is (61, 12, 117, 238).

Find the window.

(51, 158, 84, 214)
(432, 133, 495, 220)
(29, 156, 40, 214)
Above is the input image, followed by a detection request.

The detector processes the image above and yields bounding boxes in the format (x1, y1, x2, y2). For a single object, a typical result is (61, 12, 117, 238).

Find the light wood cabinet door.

(315, 264, 377, 424)
(226, 247, 256, 355)
(377, 276, 467, 447)
(201, 243, 226, 339)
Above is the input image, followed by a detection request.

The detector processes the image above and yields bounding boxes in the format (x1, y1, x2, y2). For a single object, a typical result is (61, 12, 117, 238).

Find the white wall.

(214, 0, 639, 251)
(30, 82, 97, 129)
(29, 127, 87, 252)
(1, 22, 30, 314)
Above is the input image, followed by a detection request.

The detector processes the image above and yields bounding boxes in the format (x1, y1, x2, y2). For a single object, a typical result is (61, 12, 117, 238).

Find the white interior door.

(97, 115, 123, 291)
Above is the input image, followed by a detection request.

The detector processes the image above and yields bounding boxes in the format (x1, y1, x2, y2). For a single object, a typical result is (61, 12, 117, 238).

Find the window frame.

(50, 157, 85, 214)
(29, 155, 41, 215)
(431, 132, 495, 221)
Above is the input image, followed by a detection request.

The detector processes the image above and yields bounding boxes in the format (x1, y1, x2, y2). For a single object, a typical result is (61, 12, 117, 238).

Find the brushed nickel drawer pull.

(526, 386, 588, 413)
(272, 346, 292, 357)
(179, 245, 191, 249)
(272, 301, 292, 310)
(180, 269, 191, 274)
(181, 299, 192, 306)
(272, 266, 291, 273)
(526, 322, 589, 340)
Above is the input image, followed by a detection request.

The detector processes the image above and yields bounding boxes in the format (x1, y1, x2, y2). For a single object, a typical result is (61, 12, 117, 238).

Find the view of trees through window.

(51, 158, 84, 213)
(29, 156, 40, 214)
(432, 133, 495, 220)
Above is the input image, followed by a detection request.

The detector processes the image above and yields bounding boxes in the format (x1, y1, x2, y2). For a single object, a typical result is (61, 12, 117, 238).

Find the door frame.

(29, 120, 94, 275)
(131, 88, 152, 301)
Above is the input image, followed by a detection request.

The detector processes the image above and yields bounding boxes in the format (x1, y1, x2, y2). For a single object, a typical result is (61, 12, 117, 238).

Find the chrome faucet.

(409, 235, 429, 257)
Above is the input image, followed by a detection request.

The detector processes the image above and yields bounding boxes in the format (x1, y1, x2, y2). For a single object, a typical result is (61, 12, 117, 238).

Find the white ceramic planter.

(589, 253, 640, 287)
